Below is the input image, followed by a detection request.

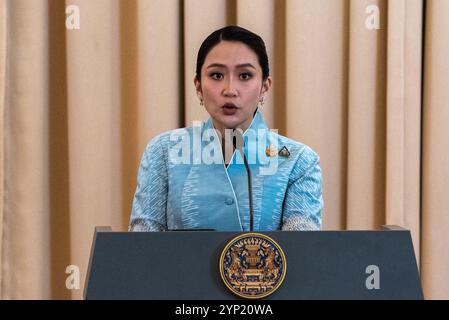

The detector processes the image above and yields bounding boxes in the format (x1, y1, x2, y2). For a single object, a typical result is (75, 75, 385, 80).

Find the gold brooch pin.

(279, 146, 290, 157)
(265, 145, 278, 157)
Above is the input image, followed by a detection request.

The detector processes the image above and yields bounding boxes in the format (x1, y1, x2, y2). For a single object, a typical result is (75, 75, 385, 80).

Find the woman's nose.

(223, 79, 238, 97)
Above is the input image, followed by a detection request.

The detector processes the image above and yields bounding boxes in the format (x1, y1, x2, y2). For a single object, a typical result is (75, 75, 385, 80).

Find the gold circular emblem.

(219, 233, 287, 299)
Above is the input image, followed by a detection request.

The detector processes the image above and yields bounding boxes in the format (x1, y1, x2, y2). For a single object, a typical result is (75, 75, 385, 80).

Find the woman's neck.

(212, 109, 258, 165)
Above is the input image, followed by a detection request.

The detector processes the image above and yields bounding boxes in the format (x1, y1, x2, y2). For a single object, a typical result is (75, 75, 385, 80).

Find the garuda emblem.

(219, 233, 287, 299)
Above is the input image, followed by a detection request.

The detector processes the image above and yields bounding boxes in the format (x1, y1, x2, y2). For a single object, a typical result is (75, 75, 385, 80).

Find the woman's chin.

(214, 115, 241, 129)
(223, 120, 243, 130)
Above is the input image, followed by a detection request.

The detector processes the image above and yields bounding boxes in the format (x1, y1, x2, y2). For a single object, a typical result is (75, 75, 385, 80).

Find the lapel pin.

(279, 146, 290, 157)
(265, 145, 278, 157)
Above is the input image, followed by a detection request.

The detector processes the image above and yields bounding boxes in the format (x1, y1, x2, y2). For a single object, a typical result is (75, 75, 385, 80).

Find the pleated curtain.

(0, 0, 448, 299)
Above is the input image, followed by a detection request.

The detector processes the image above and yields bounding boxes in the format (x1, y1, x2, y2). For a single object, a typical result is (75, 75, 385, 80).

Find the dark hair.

(195, 25, 270, 81)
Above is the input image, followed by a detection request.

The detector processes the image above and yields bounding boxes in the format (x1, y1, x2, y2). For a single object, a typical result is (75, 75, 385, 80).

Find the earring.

(200, 99, 204, 106)
(259, 96, 265, 106)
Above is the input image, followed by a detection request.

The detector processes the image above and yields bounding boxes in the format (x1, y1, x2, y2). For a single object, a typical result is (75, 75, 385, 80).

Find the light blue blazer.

(129, 110, 323, 232)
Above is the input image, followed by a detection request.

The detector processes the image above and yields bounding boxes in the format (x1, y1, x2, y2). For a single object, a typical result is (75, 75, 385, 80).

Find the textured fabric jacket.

(129, 110, 323, 232)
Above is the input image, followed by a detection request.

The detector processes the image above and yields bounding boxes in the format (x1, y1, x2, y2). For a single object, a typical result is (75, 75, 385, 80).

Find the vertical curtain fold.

(422, 0, 449, 300)
(65, 0, 122, 300)
(285, 0, 350, 229)
(0, 0, 7, 298)
(346, 0, 387, 229)
(135, 0, 181, 151)
(2, 0, 50, 299)
(385, 0, 422, 263)
(48, 0, 71, 300)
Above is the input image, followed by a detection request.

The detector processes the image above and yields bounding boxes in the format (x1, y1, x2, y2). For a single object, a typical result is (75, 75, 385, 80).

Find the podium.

(84, 226, 423, 300)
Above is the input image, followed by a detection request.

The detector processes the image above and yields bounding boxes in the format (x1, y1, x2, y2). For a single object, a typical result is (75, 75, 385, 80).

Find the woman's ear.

(194, 75, 202, 99)
(261, 76, 272, 95)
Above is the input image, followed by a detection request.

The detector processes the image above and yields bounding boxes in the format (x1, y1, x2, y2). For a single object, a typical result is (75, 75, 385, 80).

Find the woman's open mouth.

(222, 103, 238, 115)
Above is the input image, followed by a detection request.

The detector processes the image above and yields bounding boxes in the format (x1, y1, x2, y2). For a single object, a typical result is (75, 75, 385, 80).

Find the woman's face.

(194, 41, 271, 135)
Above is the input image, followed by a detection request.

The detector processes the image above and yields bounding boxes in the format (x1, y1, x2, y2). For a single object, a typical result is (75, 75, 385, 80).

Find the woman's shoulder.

(272, 132, 320, 165)
(143, 125, 198, 152)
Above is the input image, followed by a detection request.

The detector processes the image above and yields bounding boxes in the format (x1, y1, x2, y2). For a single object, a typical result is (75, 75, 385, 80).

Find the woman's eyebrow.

(206, 63, 256, 69)
(236, 63, 256, 69)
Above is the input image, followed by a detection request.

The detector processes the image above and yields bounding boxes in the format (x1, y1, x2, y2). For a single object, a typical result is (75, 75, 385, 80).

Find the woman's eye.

(240, 73, 252, 80)
(210, 73, 223, 80)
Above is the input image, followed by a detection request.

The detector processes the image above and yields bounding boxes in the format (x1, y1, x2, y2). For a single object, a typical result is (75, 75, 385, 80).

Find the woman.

(129, 26, 323, 232)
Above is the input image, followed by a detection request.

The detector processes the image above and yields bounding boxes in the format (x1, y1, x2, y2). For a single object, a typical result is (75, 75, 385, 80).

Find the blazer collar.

(202, 109, 273, 167)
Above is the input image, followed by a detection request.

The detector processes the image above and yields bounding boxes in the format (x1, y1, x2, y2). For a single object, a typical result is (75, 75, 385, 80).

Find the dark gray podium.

(84, 226, 423, 300)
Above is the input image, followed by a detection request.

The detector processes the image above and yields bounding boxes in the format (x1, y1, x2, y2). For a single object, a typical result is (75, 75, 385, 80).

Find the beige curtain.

(1, 0, 448, 299)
